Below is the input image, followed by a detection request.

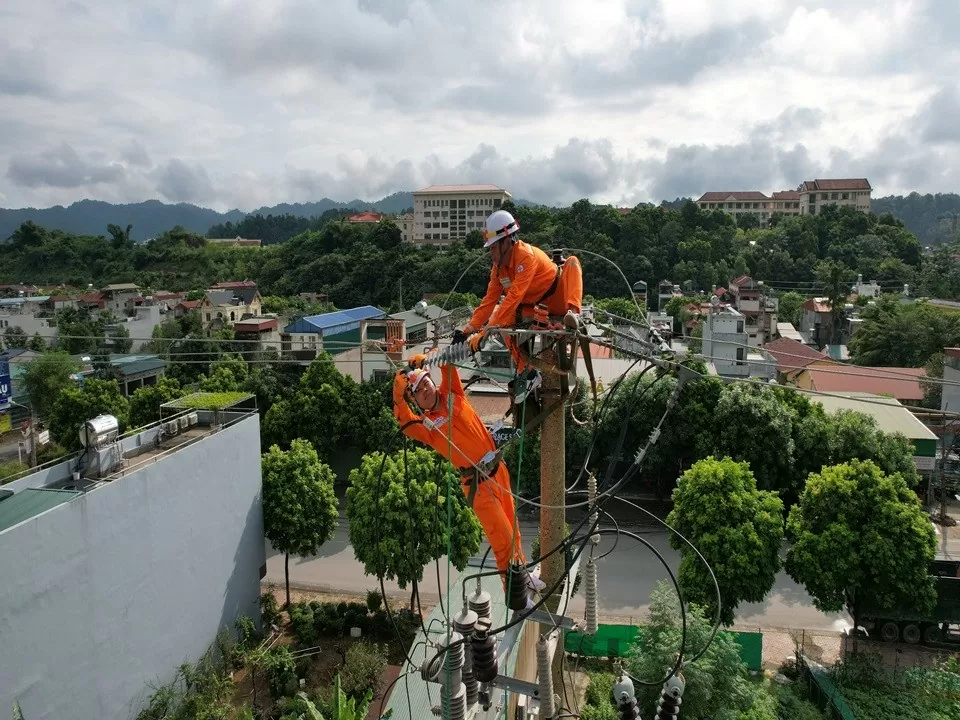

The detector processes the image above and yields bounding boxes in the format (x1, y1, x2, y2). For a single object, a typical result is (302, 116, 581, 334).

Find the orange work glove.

(392, 371, 409, 405)
(468, 331, 485, 353)
(408, 353, 428, 369)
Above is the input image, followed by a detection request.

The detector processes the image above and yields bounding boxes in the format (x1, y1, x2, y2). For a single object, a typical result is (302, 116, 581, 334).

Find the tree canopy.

(345, 447, 481, 608)
(666, 456, 784, 626)
(785, 459, 936, 618)
(261, 439, 340, 606)
(48, 378, 129, 451)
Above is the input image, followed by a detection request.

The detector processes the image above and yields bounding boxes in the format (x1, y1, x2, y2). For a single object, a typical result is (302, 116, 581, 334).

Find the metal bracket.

(487, 675, 542, 698)
(523, 609, 577, 630)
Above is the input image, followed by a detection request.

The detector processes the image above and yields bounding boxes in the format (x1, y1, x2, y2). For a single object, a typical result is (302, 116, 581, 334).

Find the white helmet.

(482, 209, 520, 248)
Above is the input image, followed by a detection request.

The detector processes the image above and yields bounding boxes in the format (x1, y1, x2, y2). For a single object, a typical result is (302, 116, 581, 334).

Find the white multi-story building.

(696, 179, 869, 225)
(411, 184, 511, 245)
(701, 305, 776, 380)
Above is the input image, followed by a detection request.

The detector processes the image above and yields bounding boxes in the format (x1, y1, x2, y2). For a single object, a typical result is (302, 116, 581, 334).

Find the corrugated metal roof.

(801, 391, 937, 441)
(0, 488, 80, 534)
(284, 306, 385, 335)
(382, 564, 520, 720)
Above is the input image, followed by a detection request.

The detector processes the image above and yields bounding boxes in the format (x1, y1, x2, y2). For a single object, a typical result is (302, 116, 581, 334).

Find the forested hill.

(870, 192, 960, 245)
(2, 191, 956, 245)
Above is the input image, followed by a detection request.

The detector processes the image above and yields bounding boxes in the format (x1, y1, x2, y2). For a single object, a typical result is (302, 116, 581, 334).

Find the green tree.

(711, 383, 796, 495)
(827, 410, 921, 487)
(48, 378, 129, 450)
(591, 295, 647, 323)
(261, 439, 340, 607)
(3, 326, 28, 349)
(848, 297, 960, 367)
(345, 447, 482, 611)
(666, 457, 784, 626)
(814, 259, 854, 344)
(20, 351, 81, 419)
(785, 459, 936, 621)
(27, 332, 46, 352)
(775, 291, 805, 327)
(129, 376, 185, 428)
(624, 581, 756, 718)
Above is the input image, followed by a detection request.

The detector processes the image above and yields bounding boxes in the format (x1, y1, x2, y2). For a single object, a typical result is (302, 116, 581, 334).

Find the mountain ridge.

(2, 191, 957, 243)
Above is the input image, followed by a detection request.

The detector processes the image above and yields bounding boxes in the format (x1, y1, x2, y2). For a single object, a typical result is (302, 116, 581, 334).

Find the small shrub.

(235, 615, 260, 653)
(340, 642, 388, 699)
(289, 602, 318, 647)
(773, 683, 827, 720)
(366, 589, 384, 613)
(260, 592, 281, 628)
(580, 671, 617, 720)
(263, 645, 297, 700)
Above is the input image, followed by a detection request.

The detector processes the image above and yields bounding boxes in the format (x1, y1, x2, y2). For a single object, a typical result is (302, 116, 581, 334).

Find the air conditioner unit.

(187, 413, 199, 426)
(179, 416, 189, 430)
(163, 420, 180, 435)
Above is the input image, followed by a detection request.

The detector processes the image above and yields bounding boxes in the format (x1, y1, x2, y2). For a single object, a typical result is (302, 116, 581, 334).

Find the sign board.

(38, 430, 50, 446)
(0, 353, 10, 411)
(0, 413, 10, 434)
(491, 426, 521, 449)
(914, 455, 936, 471)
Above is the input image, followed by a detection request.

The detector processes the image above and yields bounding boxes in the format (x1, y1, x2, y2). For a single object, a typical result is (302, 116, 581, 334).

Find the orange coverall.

(392, 367, 524, 574)
(469, 239, 583, 372)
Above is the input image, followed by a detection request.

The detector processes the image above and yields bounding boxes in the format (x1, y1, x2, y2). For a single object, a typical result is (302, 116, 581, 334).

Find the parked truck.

(847, 558, 960, 645)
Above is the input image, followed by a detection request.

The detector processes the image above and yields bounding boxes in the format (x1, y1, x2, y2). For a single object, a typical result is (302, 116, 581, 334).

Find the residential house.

(77, 291, 106, 312)
(412, 184, 511, 245)
(207, 236, 262, 247)
(0, 284, 41, 298)
(346, 211, 383, 223)
(38, 295, 76, 314)
(727, 275, 778, 345)
(0, 395, 264, 719)
(0, 296, 59, 343)
(281, 305, 385, 362)
(103, 354, 166, 396)
(701, 305, 776, 379)
(799, 297, 833, 347)
(388, 302, 454, 346)
(794, 363, 927, 406)
(761, 337, 828, 383)
(150, 291, 185, 311)
(101, 283, 142, 313)
(233, 317, 281, 350)
(174, 300, 200, 318)
(212, 280, 258, 290)
(200, 286, 262, 328)
(798, 178, 872, 216)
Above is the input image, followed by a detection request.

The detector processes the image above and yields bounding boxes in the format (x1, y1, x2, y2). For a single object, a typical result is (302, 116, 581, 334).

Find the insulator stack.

(468, 587, 492, 620)
(536, 635, 556, 719)
(588, 473, 600, 545)
(453, 606, 479, 706)
(505, 562, 529, 611)
(422, 341, 473, 370)
(584, 557, 599, 635)
(442, 682, 467, 720)
(471, 621, 498, 683)
(654, 675, 685, 720)
(617, 695, 640, 720)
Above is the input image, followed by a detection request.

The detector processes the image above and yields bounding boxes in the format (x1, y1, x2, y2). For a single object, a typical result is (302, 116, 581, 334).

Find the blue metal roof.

(284, 305, 385, 335)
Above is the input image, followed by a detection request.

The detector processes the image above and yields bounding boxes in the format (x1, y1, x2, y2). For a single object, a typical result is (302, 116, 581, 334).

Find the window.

(372, 369, 390, 383)
(736, 320, 744, 333)
(841, 192, 849, 200)
(206, 313, 211, 321)
(736, 347, 745, 364)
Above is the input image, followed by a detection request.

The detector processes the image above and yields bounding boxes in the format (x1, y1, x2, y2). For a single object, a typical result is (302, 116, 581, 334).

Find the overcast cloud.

(0, 0, 957, 211)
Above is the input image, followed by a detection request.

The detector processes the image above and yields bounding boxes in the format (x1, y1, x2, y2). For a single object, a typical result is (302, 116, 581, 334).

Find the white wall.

(0, 415, 265, 720)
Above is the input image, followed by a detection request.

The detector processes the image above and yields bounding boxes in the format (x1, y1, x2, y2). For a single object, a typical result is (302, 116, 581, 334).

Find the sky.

(1, 0, 958, 212)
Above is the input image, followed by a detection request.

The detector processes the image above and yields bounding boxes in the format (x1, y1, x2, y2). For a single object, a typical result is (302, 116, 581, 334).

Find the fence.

(797, 655, 856, 720)
(564, 624, 764, 671)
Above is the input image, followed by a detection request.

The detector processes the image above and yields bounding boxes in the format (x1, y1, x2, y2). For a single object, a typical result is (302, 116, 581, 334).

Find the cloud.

(152, 159, 216, 204)
(7, 143, 125, 189)
(0, 0, 957, 211)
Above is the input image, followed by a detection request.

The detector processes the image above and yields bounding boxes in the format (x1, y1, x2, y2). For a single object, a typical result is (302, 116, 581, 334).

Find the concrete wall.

(0, 415, 265, 720)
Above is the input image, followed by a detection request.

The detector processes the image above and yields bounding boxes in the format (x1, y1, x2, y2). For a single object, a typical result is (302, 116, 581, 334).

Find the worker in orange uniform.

(458, 209, 583, 404)
(392, 358, 544, 601)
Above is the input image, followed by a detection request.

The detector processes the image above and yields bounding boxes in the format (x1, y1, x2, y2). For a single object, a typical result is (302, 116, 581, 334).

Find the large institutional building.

(696, 178, 872, 225)
(411, 184, 511, 245)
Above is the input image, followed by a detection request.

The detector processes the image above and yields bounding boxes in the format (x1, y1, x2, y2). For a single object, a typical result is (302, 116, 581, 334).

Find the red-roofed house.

(800, 297, 834, 347)
(211, 280, 257, 290)
(795, 363, 926, 405)
(347, 211, 383, 223)
(798, 178, 872, 215)
(78, 292, 106, 311)
(233, 317, 280, 347)
(762, 337, 828, 382)
(174, 300, 200, 317)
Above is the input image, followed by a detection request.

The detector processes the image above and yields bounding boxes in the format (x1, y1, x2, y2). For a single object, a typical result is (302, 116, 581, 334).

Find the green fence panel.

(804, 661, 857, 720)
(565, 625, 763, 671)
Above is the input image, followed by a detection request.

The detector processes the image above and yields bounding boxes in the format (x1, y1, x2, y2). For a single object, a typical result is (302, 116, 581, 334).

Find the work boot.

(513, 368, 542, 404)
(563, 309, 581, 331)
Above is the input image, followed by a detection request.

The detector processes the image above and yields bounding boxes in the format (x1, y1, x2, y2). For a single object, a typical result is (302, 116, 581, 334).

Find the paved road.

(265, 516, 850, 633)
